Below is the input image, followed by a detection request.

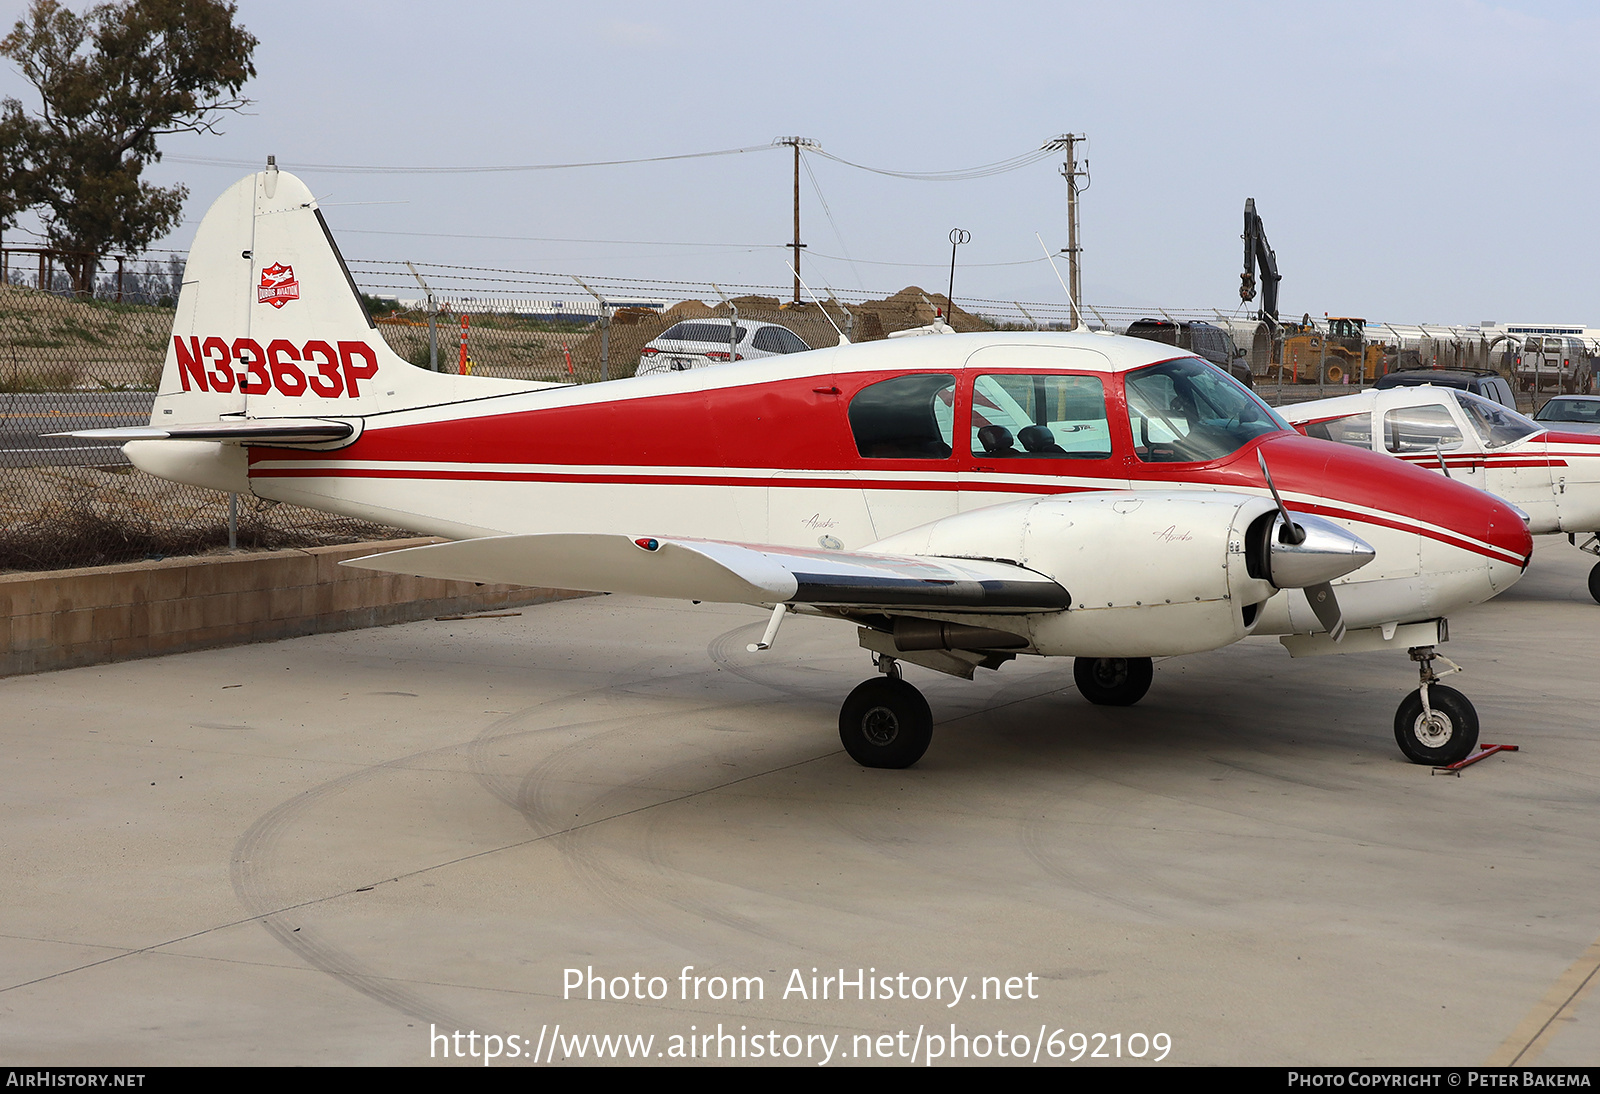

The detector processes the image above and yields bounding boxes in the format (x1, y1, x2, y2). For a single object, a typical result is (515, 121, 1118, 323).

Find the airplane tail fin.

(153, 162, 545, 428)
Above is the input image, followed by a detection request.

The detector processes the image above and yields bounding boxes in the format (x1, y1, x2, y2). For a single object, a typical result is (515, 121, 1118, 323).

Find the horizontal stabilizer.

(50, 419, 354, 445)
(343, 533, 1070, 612)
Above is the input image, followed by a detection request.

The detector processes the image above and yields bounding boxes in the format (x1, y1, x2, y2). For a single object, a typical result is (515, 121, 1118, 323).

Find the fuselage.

(236, 333, 1531, 639)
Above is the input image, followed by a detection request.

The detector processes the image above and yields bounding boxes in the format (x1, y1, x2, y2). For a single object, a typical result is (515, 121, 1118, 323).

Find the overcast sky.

(1, 0, 1596, 325)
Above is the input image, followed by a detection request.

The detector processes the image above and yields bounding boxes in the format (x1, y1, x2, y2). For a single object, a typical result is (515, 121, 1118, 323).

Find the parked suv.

(1371, 368, 1517, 410)
(1124, 318, 1254, 388)
(637, 319, 811, 375)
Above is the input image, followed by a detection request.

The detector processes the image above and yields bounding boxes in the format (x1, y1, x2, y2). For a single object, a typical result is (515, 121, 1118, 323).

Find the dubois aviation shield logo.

(257, 263, 300, 308)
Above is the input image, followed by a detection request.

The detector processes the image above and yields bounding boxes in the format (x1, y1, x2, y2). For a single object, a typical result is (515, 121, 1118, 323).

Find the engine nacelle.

(868, 491, 1284, 657)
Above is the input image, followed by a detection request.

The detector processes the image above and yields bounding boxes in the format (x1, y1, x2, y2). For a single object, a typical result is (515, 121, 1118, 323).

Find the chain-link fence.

(349, 260, 1043, 385)
(0, 274, 407, 572)
(0, 251, 1556, 573)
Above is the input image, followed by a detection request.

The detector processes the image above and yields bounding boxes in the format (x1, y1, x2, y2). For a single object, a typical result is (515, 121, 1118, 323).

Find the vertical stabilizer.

(152, 167, 545, 428)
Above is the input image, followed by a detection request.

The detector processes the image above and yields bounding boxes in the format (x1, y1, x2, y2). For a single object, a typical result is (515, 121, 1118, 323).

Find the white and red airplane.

(1282, 385, 1600, 603)
(65, 167, 1534, 768)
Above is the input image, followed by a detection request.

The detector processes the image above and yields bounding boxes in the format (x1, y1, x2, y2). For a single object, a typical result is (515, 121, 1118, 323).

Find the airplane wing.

(343, 533, 1070, 613)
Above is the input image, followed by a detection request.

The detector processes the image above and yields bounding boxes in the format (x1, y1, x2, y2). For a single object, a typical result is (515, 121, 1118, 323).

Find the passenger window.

(848, 374, 956, 459)
(1302, 413, 1373, 449)
(1383, 404, 1463, 453)
(970, 374, 1110, 459)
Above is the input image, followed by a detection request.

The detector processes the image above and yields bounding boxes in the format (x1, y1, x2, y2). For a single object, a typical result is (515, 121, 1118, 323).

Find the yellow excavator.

(1280, 317, 1386, 384)
(1240, 201, 1384, 384)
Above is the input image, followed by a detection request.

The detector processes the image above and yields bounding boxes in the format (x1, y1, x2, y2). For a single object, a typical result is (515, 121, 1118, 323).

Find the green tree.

(0, 0, 256, 294)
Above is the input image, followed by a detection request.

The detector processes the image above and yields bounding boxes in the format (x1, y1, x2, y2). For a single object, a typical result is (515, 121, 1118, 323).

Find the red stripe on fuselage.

(248, 369, 1533, 565)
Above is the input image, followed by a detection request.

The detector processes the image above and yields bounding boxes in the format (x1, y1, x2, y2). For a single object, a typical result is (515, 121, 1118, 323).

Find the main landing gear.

(1393, 645, 1478, 766)
(839, 656, 933, 768)
(1574, 534, 1600, 604)
(837, 654, 1163, 769)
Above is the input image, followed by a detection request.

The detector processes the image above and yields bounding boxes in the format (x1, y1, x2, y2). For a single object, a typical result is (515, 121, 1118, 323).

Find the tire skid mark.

(231, 744, 481, 1029)
(232, 670, 740, 1026)
(1019, 782, 1177, 924)
(469, 621, 842, 953)
(502, 701, 825, 953)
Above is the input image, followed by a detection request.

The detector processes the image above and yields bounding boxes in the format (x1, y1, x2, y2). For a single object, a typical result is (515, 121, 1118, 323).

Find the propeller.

(1256, 450, 1375, 641)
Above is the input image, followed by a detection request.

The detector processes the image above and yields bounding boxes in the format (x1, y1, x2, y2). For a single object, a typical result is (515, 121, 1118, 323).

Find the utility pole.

(775, 137, 817, 305)
(1057, 134, 1089, 329)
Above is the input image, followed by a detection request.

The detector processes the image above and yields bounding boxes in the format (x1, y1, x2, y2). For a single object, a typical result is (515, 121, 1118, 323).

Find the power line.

(167, 139, 1066, 180)
(339, 227, 782, 249)
(164, 145, 778, 175)
(808, 138, 1066, 182)
(807, 251, 1050, 269)
(799, 152, 863, 290)
(341, 227, 1052, 270)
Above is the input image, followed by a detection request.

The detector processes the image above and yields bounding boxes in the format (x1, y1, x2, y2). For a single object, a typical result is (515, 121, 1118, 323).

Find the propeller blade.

(1304, 580, 1346, 642)
(1257, 449, 1305, 545)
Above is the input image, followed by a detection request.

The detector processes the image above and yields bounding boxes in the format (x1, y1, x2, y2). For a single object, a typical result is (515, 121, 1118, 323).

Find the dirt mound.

(526, 286, 996, 381)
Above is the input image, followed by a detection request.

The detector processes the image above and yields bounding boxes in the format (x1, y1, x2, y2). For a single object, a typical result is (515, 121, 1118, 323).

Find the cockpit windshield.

(1125, 357, 1289, 463)
(1453, 390, 1540, 449)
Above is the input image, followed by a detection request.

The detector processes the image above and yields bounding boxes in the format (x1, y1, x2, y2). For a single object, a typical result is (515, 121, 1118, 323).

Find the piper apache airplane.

(1283, 385, 1600, 603)
(62, 166, 1534, 769)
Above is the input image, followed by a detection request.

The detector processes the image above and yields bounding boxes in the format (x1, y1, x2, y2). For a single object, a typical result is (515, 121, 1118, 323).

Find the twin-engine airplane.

(1282, 385, 1600, 603)
(65, 167, 1534, 768)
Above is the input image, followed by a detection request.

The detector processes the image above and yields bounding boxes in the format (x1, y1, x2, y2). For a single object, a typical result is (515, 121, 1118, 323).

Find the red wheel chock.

(1431, 743, 1519, 776)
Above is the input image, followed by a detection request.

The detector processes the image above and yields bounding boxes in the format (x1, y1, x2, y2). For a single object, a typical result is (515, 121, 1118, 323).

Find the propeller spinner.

(1256, 450, 1376, 641)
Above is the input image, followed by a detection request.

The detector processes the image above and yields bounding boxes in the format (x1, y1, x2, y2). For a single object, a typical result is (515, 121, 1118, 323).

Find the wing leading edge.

(342, 533, 1070, 612)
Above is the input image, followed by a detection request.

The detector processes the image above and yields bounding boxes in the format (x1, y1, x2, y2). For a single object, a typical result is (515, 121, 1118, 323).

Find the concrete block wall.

(0, 538, 582, 676)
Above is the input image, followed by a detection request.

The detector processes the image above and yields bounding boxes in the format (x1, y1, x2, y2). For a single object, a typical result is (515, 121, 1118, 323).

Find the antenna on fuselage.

(1036, 232, 1085, 332)
(785, 261, 850, 345)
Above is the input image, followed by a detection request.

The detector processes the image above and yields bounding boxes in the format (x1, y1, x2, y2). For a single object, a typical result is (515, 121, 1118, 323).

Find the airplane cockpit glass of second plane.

(1454, 390, 1540, 448)
(1125, 356, 1288, 463)
(848, 373, 957, 459)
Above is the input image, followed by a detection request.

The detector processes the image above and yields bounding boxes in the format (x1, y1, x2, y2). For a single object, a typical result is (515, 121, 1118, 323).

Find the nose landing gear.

(1394, 645, 1479, 765)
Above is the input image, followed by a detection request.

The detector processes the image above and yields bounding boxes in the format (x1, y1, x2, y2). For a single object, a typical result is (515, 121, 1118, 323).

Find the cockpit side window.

(1383, 404, 1463, 453)
(970, 374, 1110, 459)
(1125, 357, 1287, 463)
(1453, 390, 1539, 448)
(1302, 413, 1374, 449)
(848, 374, 956, 459)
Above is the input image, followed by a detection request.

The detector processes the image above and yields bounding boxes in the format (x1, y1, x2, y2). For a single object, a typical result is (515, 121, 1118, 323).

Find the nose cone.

(1246, 433, 1533, 610)
(1480, 494, 1534, 574)
(1268, 513, 1376, 588)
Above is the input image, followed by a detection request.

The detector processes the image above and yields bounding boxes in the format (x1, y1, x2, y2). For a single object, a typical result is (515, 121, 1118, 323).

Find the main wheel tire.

(1073, 656, 1154, 706)
(838, 678, 933, 769)
(1588, 561, 1600, 605)
(1393, 685, 1479, 765)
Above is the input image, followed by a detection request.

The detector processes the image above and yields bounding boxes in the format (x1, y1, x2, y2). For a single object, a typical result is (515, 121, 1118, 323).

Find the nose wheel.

(1394, 646, 1478, 765)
